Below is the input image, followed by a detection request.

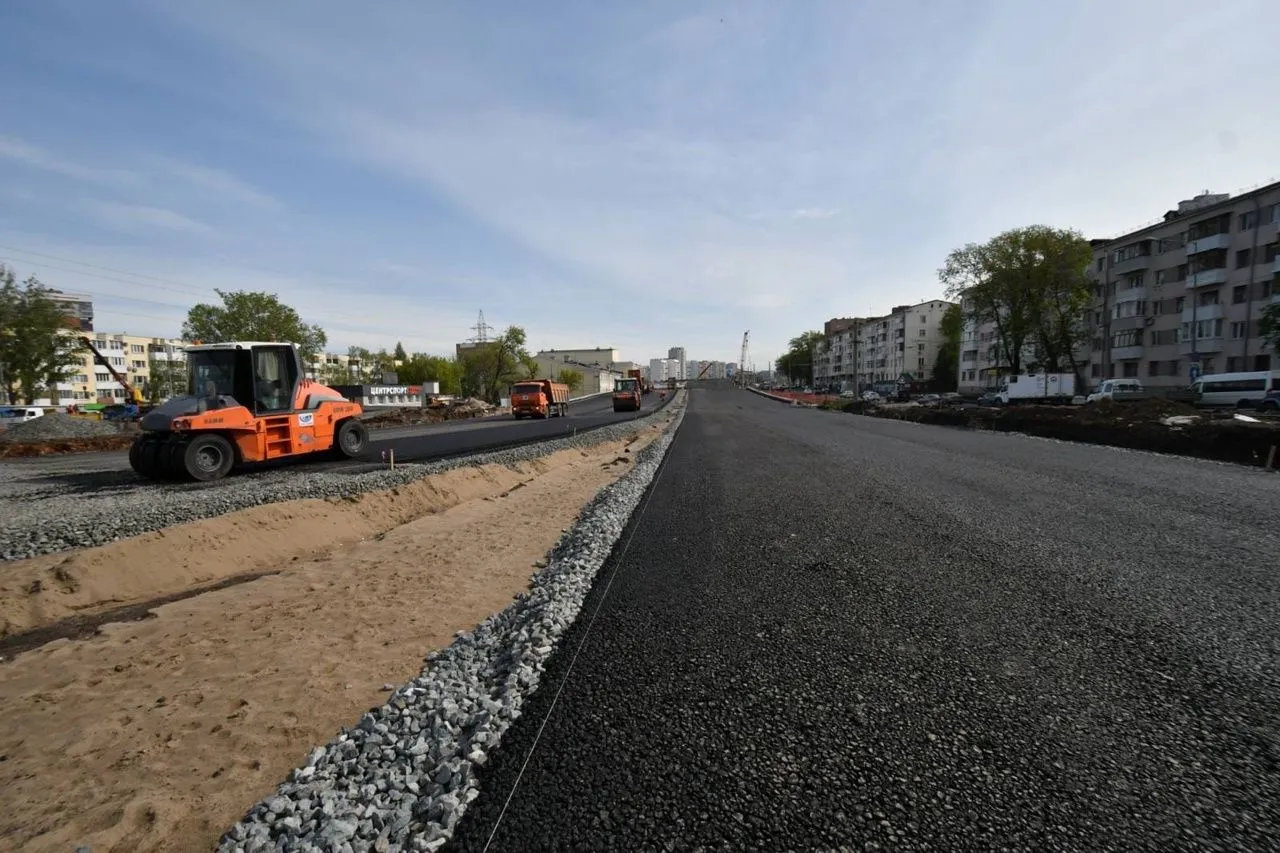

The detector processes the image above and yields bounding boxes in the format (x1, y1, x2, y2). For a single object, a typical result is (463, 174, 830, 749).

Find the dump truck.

(627, 368, 652, 396)
(129, 341, 366, 482)
(510, 379, 570, 419)
(612, 377, 642, 412)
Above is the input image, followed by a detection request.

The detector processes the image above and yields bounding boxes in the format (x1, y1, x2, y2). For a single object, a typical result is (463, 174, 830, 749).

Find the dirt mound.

(0, 434, 136, 458)
(854, 402, 1280, 467)
(0, 413, 125, 443)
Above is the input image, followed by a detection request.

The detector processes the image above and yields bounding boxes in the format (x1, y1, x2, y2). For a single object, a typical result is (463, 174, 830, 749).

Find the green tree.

(932, 302, 963, 392)
(939, 226, 1092, 380)
(0, 266, 85, 404)
(145, 355, 189, 403)
(557, 368, 584, 393)
(460, 326, 534, 403)
(397, 353, 464, 395)
(775, 330, 823, 385)
(182, 289, 328, 363)
(393, 341, 407, 361)
(1260, 300, 1280, 355)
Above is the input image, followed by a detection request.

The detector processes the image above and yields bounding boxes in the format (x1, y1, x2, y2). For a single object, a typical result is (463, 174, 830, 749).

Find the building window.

(1230, 321, 1247, 339)
(1258, 280, 1274, 300)
(1122, 362, 1139, 378)
(1090, 363, 1100, 378)
(1175, 296, 1186, 312)
(1240, 210, 1257, 230)
(1148, 361, 1160, 377)
(1255, 354, 1273, 371)
(1236, 248, 1252, 268)
(1233, 285, 1248, 304)
(1226, 356, 1245, 372)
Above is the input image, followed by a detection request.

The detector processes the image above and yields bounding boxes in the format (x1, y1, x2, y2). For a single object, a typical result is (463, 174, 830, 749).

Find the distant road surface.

(0, 391, 668, 477)
(450, 386, 1280, 852)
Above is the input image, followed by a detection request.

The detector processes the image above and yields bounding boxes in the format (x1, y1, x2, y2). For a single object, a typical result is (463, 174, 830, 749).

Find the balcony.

(1185, 233, 1231, 255)
(1111, 345, 1145, 361)
(1185, 268, 1228, 288)
(1273, 255, 1280, 274)
(1181, 303, 1225, 323)
(1110, 315, 1148, 332)
(1114, 285, 1147, 303)
(1112, 255, 1152, 275)
(1179, 337, 1225, 355)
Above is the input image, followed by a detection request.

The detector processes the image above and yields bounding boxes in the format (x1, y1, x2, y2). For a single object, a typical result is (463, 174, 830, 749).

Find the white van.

(1191, 372, 1280, 408)
(0, 407, 45, 429)
(1087, 379, 1144, 403)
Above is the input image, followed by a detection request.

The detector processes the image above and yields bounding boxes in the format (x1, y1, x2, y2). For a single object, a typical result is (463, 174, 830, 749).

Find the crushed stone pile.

(0, 413, 124, 443)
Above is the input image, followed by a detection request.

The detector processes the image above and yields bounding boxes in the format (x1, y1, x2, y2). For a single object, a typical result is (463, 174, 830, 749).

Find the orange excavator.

(130, 341, 366, 481)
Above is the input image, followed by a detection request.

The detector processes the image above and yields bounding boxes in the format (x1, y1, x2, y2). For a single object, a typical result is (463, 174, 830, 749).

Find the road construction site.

(3, 384, 1279, 852)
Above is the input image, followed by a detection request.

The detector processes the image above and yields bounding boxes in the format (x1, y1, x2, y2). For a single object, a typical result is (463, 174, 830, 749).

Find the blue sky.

(2, 0, 1277, 368)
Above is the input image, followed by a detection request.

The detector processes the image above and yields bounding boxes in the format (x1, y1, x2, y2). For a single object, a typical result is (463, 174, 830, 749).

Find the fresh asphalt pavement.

(449, 386, 1280, 852)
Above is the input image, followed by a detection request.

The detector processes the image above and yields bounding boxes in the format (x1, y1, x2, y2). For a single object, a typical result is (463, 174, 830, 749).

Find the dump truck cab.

(131, 342, 366, 481)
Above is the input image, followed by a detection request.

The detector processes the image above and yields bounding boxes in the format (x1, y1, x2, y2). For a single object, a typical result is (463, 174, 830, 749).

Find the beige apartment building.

(1087, 184, 1280, 389)
(39, 332, 188, 407)
(815, 300, 955, 390)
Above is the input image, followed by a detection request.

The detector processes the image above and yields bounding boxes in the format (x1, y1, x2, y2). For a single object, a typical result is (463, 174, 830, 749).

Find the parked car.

(915, 394, 941, 407)
(976, 391, 1001, 407)
(839, 390, 858, 399)
(1086, 379, 1145, 403)
(861, 390, 883, 404)
(0, 406, 44, 429)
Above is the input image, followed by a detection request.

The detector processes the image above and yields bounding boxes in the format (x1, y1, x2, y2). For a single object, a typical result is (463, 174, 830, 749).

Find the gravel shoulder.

(0, 419, 670, 853)
(448, 387, 1280, 852)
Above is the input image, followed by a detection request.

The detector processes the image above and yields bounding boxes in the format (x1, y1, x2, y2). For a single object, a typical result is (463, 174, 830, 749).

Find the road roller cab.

(130, 341, 368, 481)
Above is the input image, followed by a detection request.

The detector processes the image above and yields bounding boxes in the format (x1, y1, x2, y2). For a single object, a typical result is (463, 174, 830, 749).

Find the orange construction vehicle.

(129, 341, 366, 482)
(612, 377, 642, 412)
(510, 379, 570, 419)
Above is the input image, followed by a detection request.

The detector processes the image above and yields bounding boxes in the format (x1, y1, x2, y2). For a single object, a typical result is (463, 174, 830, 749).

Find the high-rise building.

(667, 346, 686, 380)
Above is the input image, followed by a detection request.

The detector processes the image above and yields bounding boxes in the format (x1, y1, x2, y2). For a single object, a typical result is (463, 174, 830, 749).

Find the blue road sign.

(1189, 363, 1202, 382)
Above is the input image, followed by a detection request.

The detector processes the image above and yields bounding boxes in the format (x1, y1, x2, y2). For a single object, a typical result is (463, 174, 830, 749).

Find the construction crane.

(739, 331, 750, 388)
(79, 336, 145, 405)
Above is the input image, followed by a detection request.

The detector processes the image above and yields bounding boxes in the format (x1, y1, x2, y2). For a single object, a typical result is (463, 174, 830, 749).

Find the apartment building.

(815, 300, 956, 390)
(1088, 184, 1280, 388)
(37, 332, 188, 406)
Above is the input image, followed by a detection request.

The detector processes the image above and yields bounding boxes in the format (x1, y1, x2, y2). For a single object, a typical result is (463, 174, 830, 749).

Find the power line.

(0, 243, 212, 295)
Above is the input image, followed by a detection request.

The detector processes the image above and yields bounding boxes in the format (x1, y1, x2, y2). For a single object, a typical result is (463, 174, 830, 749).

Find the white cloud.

(0, 135, 138, 185)
(151, 157, 281, 210)
(80, 200, 215, 236)
(791, 208, 840, 220)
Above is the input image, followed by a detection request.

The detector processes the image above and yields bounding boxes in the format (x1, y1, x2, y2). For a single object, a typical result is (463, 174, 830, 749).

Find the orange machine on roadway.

(612, 377, 643, 412)
(130, 341, 367, 482)
(510, 379, 571, 419)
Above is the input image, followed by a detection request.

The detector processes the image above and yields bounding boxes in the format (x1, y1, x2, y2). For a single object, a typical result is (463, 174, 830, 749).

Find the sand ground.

(0, 425, 660, 853)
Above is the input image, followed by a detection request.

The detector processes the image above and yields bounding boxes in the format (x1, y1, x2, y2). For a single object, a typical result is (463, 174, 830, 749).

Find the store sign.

(368, 386, 409, 395)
